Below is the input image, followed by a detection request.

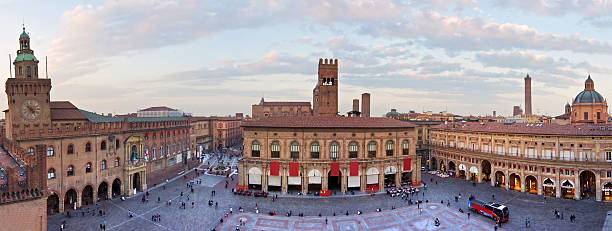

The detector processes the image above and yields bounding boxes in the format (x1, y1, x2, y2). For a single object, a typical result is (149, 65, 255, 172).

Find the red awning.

(289, 162, 299, 177)
(350, 162, 359, 176)
(270, 162, 279, 176)
(403, 158, 411, 171)
(330, 162, 340, 176)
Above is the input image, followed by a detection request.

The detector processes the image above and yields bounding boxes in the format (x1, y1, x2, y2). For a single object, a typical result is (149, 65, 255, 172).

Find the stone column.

(76, 190, 82, 209)
(555, 172, 561, 198)
(281, 167, 288, 194)
(360, 165, 366, 192)
(59, 196, 65, 212)
(520, 173, 526, 193)
(322, 167, 328, 191)
(490, 168, 495, 187)
(596, 171, 602, 201)
(395, 164, 401, 187)
(302, 169, 309, 195)
(505, 169, 510, 190)
(379, 165, 385, 191)
(465, 168, 470, 181)
(262, 173, 268, 192)
(340, 168, 347, 193)
(574, 172, 581, 200)
(478, 164, 483, 183)
(537, 174, 542, 195)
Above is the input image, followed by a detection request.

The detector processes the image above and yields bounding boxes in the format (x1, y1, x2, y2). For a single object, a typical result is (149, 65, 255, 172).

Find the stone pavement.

(217, 203, 495, 231)
(47, 170, 612, 231)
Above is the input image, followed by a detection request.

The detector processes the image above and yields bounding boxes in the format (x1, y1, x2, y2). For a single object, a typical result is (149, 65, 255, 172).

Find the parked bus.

(468, 197, 509, 223)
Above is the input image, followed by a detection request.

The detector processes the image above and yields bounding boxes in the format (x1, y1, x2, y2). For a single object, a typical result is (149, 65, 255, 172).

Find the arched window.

(160, 146, 164, 158)
(310, 142, 320, 159)
(251, 141, 260, 157)
(166, 144, 170, 156)
(85, 162, 92, 173)
(290, 141, 300, 159)
(100, 141, 107, 150)
(115, 158, 120, 167)
(349, 142, 358, 158)
(402, 140, 409, 155)
(47, 168, 55, 179)
(330, 142, 339, 159)
(115, 139, 120, 149)
(368, 141, 377, 158)
(101, 160, 107, 170)
(46, 146, 54, 157)
(386, 141, 394, 156)
(152, 147, 157, 160)
(270, 141, 280, 158)
(27, 147, 34, 155)
(67, 144, 74, 154)
(67, 165, 74, 176)
(85, 142, 91, 152)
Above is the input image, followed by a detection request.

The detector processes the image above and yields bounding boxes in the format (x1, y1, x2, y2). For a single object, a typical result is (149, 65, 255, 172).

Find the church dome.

(20, 31, 29, 39)
(573, 90, 604, 104)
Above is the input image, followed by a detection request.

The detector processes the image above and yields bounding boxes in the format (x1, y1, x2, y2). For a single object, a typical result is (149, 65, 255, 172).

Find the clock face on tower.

(21, 99, 41, 120)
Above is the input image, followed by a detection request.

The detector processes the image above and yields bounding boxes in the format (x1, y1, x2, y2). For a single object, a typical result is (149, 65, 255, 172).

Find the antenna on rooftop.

(8, 54, 12, 78)
(45, 56, 48, 78)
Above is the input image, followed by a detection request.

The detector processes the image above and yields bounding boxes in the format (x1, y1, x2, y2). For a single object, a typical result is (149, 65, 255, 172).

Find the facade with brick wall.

(2, 28, 193, 215)
(252, 99, 312, 120)
(238, 59, 420, 195)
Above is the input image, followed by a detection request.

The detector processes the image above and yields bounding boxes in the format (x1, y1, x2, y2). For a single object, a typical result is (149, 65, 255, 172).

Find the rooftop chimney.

(352, 99, 359, 112)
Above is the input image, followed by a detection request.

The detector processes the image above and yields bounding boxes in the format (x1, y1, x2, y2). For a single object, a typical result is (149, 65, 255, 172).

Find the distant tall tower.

(313, 58, 338, 117)
(524, 74, 532, 116)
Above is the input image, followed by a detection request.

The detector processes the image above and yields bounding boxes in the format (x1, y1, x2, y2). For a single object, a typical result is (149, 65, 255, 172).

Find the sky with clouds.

(0, 0, 611, 117)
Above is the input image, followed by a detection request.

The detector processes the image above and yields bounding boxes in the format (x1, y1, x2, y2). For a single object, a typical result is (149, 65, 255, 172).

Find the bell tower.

(5, 26, 52, 140)
(312, 58, 338, 117)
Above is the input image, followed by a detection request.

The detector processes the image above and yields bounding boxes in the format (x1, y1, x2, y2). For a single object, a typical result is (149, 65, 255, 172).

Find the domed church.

(570, 75, 609, 125)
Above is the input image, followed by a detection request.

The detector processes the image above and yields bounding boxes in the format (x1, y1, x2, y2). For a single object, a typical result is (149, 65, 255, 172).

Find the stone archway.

(133, 172, 142, 193)
(495, 171, 505, 188)
(525, 175, 537, 194)
(98, 182, 108, 201)
(603, 182, 612, 201)
(579, 170, 596, 199)
(64, 189, 77, 211)
(430, 157, 437, 170)
(82, 185, 94, 206)
(481, 160, 491, 183)
(439, 160, 446, 172)
(47, 193, 59, 215)
(562, 180, 575, 199)
(328, 169, 342, 191)
(543, 178, 556, 197)
(112, 178, 121, 198)
(509, 173, 521, 191)
(448, 161, 456, 176)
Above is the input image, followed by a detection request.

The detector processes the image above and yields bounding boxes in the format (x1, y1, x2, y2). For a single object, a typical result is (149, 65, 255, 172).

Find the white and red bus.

(468, 198, 509, 223)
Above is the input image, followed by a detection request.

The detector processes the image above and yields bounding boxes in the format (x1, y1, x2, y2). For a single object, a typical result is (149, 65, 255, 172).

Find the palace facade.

(237, 59, 420, 195)
(2, 28, 196, 215)
(429, 122, 612, 201)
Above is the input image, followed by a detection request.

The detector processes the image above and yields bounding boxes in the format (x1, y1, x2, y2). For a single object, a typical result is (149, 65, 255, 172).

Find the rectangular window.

(606, 152, 612, 161)
(330, 145, 339, 159)
(584, 112, 588, 120)
(597, 112, 601, 120)
(271, 143, 280, 158)
(311, 144, 320, 159)
(349, 144, 357, 158)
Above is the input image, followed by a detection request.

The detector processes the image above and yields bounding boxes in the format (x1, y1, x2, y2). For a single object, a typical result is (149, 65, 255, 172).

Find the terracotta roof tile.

(139, 106, 177, 112)
(243, 116, 415, 129)
(431, 122, 612, 136)
(50, 101, 88, 121)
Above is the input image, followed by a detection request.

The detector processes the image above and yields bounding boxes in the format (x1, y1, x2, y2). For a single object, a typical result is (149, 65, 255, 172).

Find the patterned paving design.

(216, 202, 499, 231)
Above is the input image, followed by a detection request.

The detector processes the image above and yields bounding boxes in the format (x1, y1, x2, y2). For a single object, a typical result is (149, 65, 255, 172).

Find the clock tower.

(5, 26, 52, 139)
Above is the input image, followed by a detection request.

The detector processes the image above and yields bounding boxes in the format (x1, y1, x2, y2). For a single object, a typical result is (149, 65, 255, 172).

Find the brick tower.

(313, 58, 338, 117)
(524, 74, 532, 116)
(4, 26, 52, 139)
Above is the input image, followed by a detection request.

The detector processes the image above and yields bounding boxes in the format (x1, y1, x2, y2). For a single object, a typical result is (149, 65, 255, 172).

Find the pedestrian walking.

(325, 218, 328, 225)
(467, 212, 470, 219)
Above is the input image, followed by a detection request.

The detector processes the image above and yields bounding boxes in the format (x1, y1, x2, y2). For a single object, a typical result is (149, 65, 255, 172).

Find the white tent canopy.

(308, 169, 322, 184)
(384, 166, 397, 175)
(248, 167, 262, 185)
(458, 164, 467, 171)
(469, 166, 478, 174)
